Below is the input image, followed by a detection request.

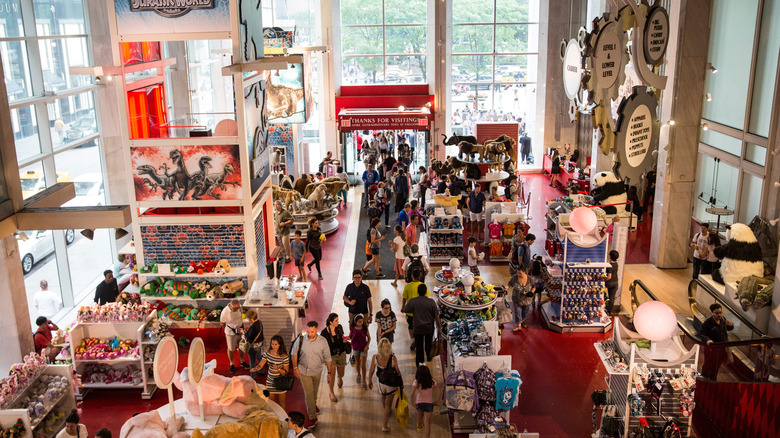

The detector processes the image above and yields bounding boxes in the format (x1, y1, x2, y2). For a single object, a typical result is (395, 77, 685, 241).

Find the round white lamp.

(633, 301, 678, 352)
(569, 206, 598, 242)
(461, 274, 475, 295)
(449, 258, 461, 270)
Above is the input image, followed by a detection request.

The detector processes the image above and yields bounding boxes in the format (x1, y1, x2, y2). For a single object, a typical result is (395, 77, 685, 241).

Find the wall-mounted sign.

(114, 0, 230, 37)
(643, 7, 669, 66)
(561, 39, 583, 101)
(129, 0, 215, 18)
(339, 115, 430, 131)
(593, 22, 622, 90)
(615, 86, 659, 181)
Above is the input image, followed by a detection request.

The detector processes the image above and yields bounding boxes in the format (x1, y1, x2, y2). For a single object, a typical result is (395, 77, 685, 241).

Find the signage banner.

(153, 336, 179, 389)
(115, 0, 230, 37)
(643, 7, 670, 66)
(339, 115, 430, 131)
(562, 39, 583, 101)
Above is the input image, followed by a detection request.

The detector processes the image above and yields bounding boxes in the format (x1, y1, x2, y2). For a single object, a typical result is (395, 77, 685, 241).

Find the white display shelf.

(124, 284, 140, 293)
(82, 382, 144, 389)
(439, 297, 499, 311)
(466, 171, 510, 182)
(29, 389, 70, 429)
(140, 295, 246, 302)
(138, 267, 249, 278)
(429, 243, 463, 248)
(74, 357, 141, 364)
(0, 365, 76, 438)
(456, 156, 511, 165)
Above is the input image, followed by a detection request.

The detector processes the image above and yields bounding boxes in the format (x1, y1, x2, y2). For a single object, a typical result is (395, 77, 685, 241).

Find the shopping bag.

(429, 337, 446, 358)
(395, 388, 409, 428)
(496, 298, 513, 324)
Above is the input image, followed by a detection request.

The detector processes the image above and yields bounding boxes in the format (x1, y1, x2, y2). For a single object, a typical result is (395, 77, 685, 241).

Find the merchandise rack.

(0, 365, 76, 438)
(427, 211, 464, 263)
(69, 314, 158, 400)
(483, 201, 525, 262)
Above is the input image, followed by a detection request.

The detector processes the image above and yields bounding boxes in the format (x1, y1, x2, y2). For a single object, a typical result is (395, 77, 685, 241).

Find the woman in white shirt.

(56, 410, 87, 438)
(391, 225, 408, 287)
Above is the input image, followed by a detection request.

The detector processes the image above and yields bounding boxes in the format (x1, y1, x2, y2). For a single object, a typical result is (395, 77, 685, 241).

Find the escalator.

(628, 279, 779, 437)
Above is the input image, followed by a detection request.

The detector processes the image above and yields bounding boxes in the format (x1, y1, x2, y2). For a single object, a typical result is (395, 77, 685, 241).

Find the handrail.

(688, 279, 767, 337)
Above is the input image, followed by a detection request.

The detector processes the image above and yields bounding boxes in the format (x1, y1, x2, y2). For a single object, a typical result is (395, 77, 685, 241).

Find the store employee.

(94, 270, 119, 305)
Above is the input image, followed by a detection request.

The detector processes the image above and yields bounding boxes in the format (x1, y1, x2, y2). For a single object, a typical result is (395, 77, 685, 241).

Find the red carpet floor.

(80, 176, 652, 436)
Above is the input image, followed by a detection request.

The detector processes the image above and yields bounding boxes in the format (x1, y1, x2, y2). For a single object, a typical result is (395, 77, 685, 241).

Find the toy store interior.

(0, 1, 779, 438)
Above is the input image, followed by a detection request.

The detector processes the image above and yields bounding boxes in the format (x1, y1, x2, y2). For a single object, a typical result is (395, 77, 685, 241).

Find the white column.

(0, 235, 33, 372)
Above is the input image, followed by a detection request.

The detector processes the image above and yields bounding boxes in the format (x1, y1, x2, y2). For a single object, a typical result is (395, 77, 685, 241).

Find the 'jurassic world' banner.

(115, 0, 230, 37)
(131, 145, 243, 202)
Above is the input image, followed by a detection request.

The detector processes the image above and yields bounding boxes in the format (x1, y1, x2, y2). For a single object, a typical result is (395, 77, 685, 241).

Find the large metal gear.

(613, 86, 659, 182)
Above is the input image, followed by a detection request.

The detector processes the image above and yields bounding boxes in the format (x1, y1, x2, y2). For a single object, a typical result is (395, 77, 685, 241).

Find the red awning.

(338, 108, 430, 131)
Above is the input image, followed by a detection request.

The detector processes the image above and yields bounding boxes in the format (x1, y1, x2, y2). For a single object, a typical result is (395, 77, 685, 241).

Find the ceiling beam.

(15, 205, 132, 230)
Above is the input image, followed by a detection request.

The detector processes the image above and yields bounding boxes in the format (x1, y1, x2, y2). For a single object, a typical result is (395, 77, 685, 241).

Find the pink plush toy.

(172, 360, 268, 418)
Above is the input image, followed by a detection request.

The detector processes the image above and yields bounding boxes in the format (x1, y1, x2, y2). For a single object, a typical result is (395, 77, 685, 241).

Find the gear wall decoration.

(614, 86, 659, 182)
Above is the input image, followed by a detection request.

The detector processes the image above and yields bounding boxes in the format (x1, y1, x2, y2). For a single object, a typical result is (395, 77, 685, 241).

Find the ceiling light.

(706, 62, 718, 73)
(398, 105, 405, 111)
(702, 123, 708, 131)
(115, 228, 129, 240)
(668, 120, 676, 126)
(705, 93, 712, 102)
(14, 231, 28, 241)
(81, 229, 95, 240)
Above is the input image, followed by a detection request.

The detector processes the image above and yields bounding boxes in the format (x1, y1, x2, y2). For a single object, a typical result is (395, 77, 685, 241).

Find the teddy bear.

(590, 171, 627, 214)
(712, 223, 764, 285)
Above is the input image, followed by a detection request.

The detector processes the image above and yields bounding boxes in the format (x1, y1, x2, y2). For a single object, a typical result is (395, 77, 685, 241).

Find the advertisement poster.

(268, 124, 294, 174)
(266, 62, 307, 124)
(131, 145, 242, 201)
(114, 0, 231, 37)
(239, 0, 264, 62)
(244, 81, 271, 192)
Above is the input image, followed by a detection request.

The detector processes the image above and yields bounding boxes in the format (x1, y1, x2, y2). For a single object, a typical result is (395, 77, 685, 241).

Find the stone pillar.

(0, 235, 34, 372)
(538, 0, 586, 152)
(431, 0, 448, 162)
(319, 0, 339, 160)
(649, 0, 713, 268)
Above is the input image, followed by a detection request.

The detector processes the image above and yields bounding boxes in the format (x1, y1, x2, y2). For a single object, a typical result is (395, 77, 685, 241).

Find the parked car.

(18, 229, 75, 275)
(20, 170, 71, 199)
(64, 111, 97, 143)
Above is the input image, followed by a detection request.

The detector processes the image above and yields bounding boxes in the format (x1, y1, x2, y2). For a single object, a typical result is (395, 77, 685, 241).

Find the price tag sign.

(188, 338, 205, 385)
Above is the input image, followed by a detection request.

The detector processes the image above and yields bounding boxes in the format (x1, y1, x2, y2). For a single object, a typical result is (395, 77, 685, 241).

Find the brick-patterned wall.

(141, 224, 246, 266)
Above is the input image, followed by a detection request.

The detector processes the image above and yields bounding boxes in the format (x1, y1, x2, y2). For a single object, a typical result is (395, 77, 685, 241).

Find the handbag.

(377, 354, 404, 388)
(429, 337, 446, 358)
(445, 369, 477, 413)
(238, 322, 263, 354)
(275, 369, 295, 391)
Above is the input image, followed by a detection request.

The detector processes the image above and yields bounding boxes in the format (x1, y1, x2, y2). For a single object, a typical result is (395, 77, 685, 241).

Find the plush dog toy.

(215, 259, 232, 274)
(307, 184, 328, 210)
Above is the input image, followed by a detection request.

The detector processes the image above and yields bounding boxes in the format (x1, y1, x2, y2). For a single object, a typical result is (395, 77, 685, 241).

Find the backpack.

(377, 354, 403, 387)
(405, 255, 425, 282)
(473, 363, 497, 403)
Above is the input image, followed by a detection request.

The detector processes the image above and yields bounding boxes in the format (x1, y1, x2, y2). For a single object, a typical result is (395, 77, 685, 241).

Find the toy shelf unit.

(445, 318, 513, 434)
(541, 235, 612, 333)
(0, 365, 76, 438)
(595, 319, 700, 437)
(427, 211, 464, 263)
(290, 207, 340, 238)
(69, 315, 157, 400)
(483, 201, 526, 262)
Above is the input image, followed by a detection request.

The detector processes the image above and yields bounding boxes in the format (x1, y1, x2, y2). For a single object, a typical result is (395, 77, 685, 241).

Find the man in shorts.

(402, 269, 428, 351)
(343, 270, 373, 326)
(467, 183, 486, 237)
(220, 300, 246, 373)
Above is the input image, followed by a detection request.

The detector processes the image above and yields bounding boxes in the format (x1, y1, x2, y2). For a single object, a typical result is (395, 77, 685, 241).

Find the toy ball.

(449, 258, 461, 270)
(633, 301, 678, 342)
(569, 206, 598, 234)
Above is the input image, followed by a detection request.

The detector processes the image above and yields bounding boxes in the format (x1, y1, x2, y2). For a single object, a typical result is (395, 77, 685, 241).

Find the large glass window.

(340, 0, 428, 85)
(2, 0, 109, 329)
(450, 0, 540, 165)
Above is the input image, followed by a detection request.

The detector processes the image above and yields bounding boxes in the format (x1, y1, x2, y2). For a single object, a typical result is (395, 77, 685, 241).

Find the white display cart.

(594, 318, 699, 437)
(483, 201, 525, 262)
(0, 365, 76, 438)
(69, 314, 158, 399)
(243, 279, 310, 344)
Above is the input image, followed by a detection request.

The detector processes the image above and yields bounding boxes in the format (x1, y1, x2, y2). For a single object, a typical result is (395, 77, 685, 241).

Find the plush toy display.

(195, 409, 284, 438)
(735, 275, 774, 311)
(118, 410, 189, 438)
(712, 223, 764, 285)
(590, 171, 627, 214)
(221, 280, 246, 297)
(215, 259, 232, 274)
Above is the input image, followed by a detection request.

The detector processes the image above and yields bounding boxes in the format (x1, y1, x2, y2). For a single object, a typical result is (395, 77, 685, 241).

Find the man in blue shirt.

(398, 203, 411, 229)
(362, 164, 379, 207)
(467, 184, 486, 236)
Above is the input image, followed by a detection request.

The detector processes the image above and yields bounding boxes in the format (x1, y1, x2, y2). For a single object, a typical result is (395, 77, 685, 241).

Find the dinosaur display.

(136, 164, 176, 200)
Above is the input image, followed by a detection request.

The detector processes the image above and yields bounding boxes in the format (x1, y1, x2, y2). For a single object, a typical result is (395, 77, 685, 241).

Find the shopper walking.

(402, 269, 426, 351)
(411, 364, 440, 437)
(361, 218, 386, 278)
(336, 166, 349, 208)
(391, 225, 407, 287)
(362, 164, 379, 207)
(220, 300, 246, 374)
(516, 233, 535, 272)
(291, 321, 334, 429)
(376, 181, 391, 226)
(251, 335, 289, 408)
(291, 230, 307, 281)
(605, 250, 620, 314)
(34, 280, 62, 319)
(690, 223, 710, 279)
(507, 268, 534, 332)
(705, 233, 722, 274)
(243, 310, 265, 379)
(398, 203, 411, 230)
(698, 303, 734, 379)
(350, 314, 371, 389)
(367, 337, 402, 433)
(418, 166, 429, 208)
(467, 183, 486, 237)
(274, 200, 294, 261)
(374, 298, 397, 344)
(94, 270, 119, 305)
(321, 313, 347, 402)
(56, 410, 88, 438)
(402, 283, 442, 365)
(306, 218, 324, 280)
(286, 411, 316, 438)
(395, 168, 409, 212)
(343, 269, 374, 327)
(467, 236, 484, 276)
(406, 214, 420, 246)
(94, 428, 112, 438)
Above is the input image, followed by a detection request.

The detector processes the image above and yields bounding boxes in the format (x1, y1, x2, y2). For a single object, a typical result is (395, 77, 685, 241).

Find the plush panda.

(590, 171, 627, 214)
(712, 223, 764, 285)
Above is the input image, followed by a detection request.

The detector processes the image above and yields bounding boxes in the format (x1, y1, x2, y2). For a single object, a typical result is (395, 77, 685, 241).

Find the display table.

(542, 155, 590, 192)
(291, 207, 339, 238)
(433, 267, 471, 284)
(244, 279, 310, 343)
(696, 274, 770, 335)
(154, 396, 287, 434)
